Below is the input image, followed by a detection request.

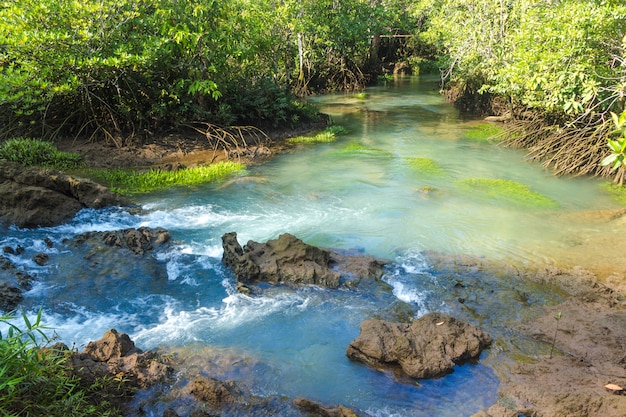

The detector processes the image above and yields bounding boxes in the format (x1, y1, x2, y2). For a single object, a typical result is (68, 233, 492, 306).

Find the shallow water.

(3, 76, 624, 416)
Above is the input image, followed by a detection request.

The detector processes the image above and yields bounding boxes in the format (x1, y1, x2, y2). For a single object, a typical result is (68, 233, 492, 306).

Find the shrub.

(0, 138, 83, 170)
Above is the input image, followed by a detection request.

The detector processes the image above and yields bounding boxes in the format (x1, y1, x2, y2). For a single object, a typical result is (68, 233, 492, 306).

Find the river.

(3, 76, 624, 416)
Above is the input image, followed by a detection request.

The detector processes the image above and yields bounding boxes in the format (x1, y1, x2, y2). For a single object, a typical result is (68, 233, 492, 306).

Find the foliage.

(0, 138, 84, 169)
(0, 0, 415, 143)
(457, 178, 558, 209)
(287, 125, 347, 144)
(82, 161, 246, 194)
(0, 311, 120, 417)
(406, 157, 446, 176)
(601, 111, 626, 185)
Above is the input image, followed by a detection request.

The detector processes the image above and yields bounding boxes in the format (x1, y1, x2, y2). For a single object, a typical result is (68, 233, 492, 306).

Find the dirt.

(55, 128, 626, 417)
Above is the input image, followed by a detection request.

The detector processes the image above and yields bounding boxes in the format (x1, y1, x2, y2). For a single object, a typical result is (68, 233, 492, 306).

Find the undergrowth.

(0, 311, 121, 417)
(0, 138, 84, 170)
(81, 161, 246, 195)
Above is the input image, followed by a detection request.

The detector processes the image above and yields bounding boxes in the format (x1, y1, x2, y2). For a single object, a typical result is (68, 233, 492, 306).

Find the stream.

(2, 76, 624, 416)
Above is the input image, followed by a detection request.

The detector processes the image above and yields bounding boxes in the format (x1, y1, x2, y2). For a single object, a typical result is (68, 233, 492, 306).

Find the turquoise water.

(2, 76, 622, 416)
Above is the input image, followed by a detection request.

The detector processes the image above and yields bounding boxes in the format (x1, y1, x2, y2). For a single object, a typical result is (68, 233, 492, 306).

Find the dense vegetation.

(409, 0, 626, 183)
(0, 311, 121, 417)
(1, 0, 626, 183)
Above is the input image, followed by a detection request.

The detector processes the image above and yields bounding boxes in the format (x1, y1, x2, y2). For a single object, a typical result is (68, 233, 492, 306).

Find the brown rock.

(221, 232, 388, 289)
(294, 398, 360, 417)
(184, 377, 241, 410)
(0, 160, 131, 228)
(346, 312, 491, 379)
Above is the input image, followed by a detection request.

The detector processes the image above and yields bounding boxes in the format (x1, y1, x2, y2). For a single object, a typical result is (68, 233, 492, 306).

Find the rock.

(294, 398, 360, 417)
(0, 282, 23, 312)
(0, 160, 131, 228)
(33, 253, 49, 266)
(71, 329, 171, 390)
(183, 377, 241, 410)
(221, 232, 388, 289)
(346, 312, 491, 380)
(70, 227, 171, 256)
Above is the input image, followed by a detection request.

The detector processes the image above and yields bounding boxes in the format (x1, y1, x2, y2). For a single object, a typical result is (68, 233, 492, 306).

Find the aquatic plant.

(331, 141, 393, 158)
(82, 161, 246, 195)
(463, 123, 504, 142)
(288, 125, 347, 144)
(406, 157, 446, 176)
(354, 92, 368, 99)
(0, 311, 121, 417)
(0, 137, 84, 170)
(457, 178, 559, 209)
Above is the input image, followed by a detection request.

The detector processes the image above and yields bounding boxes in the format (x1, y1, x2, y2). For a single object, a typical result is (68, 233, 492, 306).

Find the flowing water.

(3, 76, 625, 416)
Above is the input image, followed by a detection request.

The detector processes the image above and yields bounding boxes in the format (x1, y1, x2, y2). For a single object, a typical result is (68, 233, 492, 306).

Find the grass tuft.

(81, 161, 246, 195)
(0, 137, 84, 170)
(457, 178, 559, 209)
(288, 125, 347, 144)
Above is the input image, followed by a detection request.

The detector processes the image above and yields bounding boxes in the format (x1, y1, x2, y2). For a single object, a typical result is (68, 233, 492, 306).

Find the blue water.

(2, 76, 622, 416)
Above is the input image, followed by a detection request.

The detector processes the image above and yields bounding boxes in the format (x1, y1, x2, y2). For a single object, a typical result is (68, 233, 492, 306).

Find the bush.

(0, 138, 84, 169)
(0, 311, 120, 417)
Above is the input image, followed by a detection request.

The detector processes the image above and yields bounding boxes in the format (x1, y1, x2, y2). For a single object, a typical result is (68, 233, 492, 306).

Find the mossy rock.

(457, 178, 559, 209)
(464, 123, 504, 142)
(406, 157, 446, 176)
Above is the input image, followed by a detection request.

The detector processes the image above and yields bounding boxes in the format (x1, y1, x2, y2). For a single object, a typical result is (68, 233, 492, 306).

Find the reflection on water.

(3, 76, 625, 416)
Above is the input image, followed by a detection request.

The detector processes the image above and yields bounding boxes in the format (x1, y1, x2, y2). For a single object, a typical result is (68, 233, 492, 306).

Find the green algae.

(464, 123, 504, 142)
(406, 157, 447, 176)
(600, 182, 626, 205)
(331, 141, 393, 157)
(457, 178, 559, 209)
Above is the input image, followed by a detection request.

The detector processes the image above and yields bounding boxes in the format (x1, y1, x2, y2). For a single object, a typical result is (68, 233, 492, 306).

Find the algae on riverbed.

(457, 178, 559, 209)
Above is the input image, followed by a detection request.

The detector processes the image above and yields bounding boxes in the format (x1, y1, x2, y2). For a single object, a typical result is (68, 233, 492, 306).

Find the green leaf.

(601, 154, 618, 167)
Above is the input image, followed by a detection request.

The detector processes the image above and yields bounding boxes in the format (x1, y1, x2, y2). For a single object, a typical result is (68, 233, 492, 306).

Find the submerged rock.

(221, 232, 389, 289)
(69, 227, 171, 256)
(0, 160, 131, 228)
(346, 312, 491, 380)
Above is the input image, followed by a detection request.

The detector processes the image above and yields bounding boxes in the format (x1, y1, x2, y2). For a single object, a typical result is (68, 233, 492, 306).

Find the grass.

(0, 311, 121, 417)
(406, 157, 447, 176)
(457, 178, 559, 209)
(600, 182, 626, 205)
(287, 125, 347, 144)
(464, 123, 505, 142)
(0, 137, 84, 170)
(80, 161, 246, 195)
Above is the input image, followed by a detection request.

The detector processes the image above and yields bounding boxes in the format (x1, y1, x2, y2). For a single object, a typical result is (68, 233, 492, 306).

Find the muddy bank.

(422, 252, 626, 417)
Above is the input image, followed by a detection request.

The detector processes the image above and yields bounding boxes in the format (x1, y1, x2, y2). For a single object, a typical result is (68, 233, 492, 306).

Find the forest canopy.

(1, 0, 626, 182)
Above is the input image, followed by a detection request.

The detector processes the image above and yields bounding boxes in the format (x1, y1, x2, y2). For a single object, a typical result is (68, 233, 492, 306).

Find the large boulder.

(0, 160, 131, 228)
(346, 312, 491, 379)
(70, 329, 171, 390)
(221, 232, 389, 289)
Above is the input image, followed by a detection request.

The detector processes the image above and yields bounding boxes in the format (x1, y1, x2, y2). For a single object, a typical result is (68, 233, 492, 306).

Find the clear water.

(2, 76, 623, 416)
